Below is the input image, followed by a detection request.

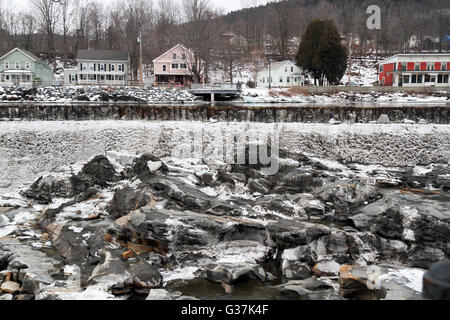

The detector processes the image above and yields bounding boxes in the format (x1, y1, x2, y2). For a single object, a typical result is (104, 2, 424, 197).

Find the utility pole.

(348, 33, 353, 84)
(268, 59, 271, 90)
(138, 32, 144, 87)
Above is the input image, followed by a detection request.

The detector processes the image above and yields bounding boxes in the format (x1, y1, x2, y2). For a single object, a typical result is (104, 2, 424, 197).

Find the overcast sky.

(9, 0, 270, 14)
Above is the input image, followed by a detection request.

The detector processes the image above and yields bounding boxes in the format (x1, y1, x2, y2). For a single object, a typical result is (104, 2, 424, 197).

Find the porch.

(155, 74, 193, 87)
(0, 70, 33, 87)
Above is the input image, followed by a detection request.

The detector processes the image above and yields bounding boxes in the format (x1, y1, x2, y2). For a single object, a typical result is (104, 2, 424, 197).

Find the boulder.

(128, 263, 162, 293)
(1, 281, 20, 294)
(146, 289, 181, 300)
(247, 178, 272, 195)
(129, 154, 168, 180)
(199, 263, 266, 285)
(315, 181, 381, 215)
(350, 192, 449, 268)
(338, 265, 424, 300)
(313, 260, 341, 277)
(107, 186, 150, 219)
(278, 169, 314, 193)
(267, 219, 331, 249)
(271, 277, 337, 299)
(22, 175, 73, 204)
(282, 261, 311, 280)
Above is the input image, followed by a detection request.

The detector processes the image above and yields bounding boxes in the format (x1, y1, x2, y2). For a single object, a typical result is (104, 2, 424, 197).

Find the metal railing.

(190, 83, 242, 90)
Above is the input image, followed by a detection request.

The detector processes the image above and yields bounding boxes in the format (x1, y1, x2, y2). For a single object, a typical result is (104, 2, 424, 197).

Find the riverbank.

(0, 124, 448, 299)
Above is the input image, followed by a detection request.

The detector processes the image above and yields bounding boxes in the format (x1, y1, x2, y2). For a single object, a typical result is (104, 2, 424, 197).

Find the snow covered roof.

(0, 48, 46, 65)
(152, 44, 194, 63)
(258, 60, 298, 73)
(76, 50, 129, 62)
(378, 53, 450, 65)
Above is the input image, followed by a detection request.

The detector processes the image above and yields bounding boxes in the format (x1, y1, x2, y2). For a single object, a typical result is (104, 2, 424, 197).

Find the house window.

(1, 74, 4, 81)
(291, 67, 294, 72)
(163, 65, 167, 72)
(81, 63, 86, 71)
(425, 74, 431, 82)
(25, 62, 30, 69)
(437, 74, 443, 84)
(182, 54, 186, 60)
(415, 63, 420, 71)
(442, 63, 447, 71)
(287, 77, 290, 83)
(427, 62, 434, 71)
(412, 75, 417, 83)
(4, 61, 9, 69)
(6, 75, 10, 81)
(280, 76, 283, 83)
(100, 64, 105, 71)
(111, 64, 115, 72)
(418, 74, 423, 83)
(180, 63, 187, 69)
(285, 67, 287, 72)
(89, 63, 95, 71)
(380, 65, 384, 72)
(401, 63, 406, 71)
(118, 64, 124, 72)
(403, 75, 410, 84)
(15, 61, 20, 69)
(444, 75, 449, 83)
(172, 63, 178, 69)
(70, 74, 76, 82)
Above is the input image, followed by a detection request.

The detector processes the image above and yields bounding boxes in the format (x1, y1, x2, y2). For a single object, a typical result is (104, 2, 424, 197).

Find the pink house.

(152, 44, 203, 86)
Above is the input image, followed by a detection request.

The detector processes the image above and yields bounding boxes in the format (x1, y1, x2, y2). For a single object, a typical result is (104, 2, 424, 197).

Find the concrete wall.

(0, 103, 448, 124)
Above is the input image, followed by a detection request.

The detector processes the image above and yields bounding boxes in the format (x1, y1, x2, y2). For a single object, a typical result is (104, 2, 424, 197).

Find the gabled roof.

(152, 44, 194, 63)
(0, 47, 46, 64)
(76, 49, 129, 61)
(259, 60, 298, 73)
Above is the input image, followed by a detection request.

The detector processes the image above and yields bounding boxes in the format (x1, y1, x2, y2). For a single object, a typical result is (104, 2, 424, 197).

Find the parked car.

(345, 81, 359, 87)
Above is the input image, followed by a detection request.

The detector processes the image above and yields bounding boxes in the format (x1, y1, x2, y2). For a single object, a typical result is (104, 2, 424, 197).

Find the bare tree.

(59, 0, 71, 67)
(182, 0, 216, 83)
(122, 0, 153, 81)
(31, 0, 60, 69)
(154, 0, 179, 55)
(272, 0, 290, 60)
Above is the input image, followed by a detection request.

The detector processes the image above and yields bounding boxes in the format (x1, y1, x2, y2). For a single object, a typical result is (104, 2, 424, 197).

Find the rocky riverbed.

(0, 121, 449, 300)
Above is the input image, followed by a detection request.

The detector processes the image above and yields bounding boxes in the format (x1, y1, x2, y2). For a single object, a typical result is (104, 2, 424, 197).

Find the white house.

(64, 49, 130, 86)
(256, 60, 305, 88)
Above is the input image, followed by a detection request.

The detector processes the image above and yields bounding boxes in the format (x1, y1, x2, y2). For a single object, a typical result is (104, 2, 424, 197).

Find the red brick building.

(378, 54, 450, 87)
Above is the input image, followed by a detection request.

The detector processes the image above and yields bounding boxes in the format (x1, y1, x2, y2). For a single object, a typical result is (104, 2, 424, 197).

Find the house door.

(14, 75, 20, 86)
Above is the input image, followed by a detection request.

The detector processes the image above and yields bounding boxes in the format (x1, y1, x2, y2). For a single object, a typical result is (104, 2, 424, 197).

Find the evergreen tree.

(296, 19, 348, 85)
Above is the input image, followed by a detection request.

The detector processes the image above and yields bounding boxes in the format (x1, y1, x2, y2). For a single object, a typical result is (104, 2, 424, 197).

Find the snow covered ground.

(241, 87, 449, 104)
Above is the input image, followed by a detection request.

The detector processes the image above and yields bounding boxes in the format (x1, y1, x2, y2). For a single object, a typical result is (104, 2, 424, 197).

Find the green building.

(0, 48, 53, 87)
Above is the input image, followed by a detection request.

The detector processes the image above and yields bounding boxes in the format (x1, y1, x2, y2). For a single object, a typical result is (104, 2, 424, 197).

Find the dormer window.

(173, 53, 177, 59)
